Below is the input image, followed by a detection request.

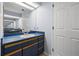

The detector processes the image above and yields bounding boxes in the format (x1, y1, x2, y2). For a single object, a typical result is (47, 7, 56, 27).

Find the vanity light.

(4, 14, 20, 19)
(14, 2, 35, 10)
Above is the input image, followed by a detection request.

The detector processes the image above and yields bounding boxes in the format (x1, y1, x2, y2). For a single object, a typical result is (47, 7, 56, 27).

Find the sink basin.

(20, 34, 36, 38)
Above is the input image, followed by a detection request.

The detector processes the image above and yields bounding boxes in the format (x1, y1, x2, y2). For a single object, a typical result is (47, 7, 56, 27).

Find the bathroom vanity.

(1, 31, 44, 56)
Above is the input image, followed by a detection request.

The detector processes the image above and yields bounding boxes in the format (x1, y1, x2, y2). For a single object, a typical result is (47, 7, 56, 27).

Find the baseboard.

(43, 52, 49, 56)
(53, 53, 61, 56)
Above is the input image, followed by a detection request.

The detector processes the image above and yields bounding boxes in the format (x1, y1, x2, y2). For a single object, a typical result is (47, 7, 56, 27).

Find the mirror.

(3, 2, 23, 35)
(3, 2, 33, 36)
(4, 19, 19, 29)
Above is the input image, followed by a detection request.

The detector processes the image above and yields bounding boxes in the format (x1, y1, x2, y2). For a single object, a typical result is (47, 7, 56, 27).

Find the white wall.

(30, 2, 53, 55)
(0, 3, 3, 56)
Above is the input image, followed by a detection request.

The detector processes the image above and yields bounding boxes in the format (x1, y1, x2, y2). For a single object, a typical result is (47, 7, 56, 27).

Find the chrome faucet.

(22, 29, 26, 35)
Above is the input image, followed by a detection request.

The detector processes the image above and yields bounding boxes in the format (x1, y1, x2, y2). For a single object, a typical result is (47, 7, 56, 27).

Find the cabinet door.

(38, 36, 44, 55)
(23, 44, 38, 56)
(31, 44, 38, 56)
(38, 40, 44, 55)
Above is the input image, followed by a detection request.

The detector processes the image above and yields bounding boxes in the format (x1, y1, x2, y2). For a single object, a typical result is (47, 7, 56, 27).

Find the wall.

(0, 3, 3, 56)
(30, 2, 53, 55)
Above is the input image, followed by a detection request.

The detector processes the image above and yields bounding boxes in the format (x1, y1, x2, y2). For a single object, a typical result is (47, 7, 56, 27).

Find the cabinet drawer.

(4, 38, 37, 48)
(11, 51, 22, 56)
(4, 49, 22, 56)
(38, 36, 44, 40)
(4, 42, 28, 54)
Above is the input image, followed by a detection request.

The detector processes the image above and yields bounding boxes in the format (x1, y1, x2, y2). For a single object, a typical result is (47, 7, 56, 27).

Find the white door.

(54, 2, 79, 56)
(0, 2, 3, 56)
(71, 3, 79, 56)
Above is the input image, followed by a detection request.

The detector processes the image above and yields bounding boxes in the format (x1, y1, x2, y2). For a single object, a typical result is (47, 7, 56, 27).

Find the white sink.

(20, 34, 36, 38)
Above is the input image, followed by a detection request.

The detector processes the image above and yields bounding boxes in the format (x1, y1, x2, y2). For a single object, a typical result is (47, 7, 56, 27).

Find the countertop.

(3, 33, 44, 44)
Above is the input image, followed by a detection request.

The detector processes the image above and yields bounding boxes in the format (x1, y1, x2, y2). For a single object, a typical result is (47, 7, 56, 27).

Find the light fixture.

(4, 14, 20, 19)
(14, 2, 35, 10)
(23, 2, 40, 8)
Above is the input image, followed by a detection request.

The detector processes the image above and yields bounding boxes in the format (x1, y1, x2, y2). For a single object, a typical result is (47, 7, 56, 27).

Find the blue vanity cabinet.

(2, 34, 44, 56)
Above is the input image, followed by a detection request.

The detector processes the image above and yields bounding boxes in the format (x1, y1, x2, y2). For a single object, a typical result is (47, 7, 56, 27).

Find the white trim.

(43, 52, 49, 56)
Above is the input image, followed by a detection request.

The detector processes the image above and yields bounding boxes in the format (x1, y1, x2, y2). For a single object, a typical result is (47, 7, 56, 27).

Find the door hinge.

(52, 4, 54, 8)
(52, 26, 54, 30)
(52, 48, 54, 52)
